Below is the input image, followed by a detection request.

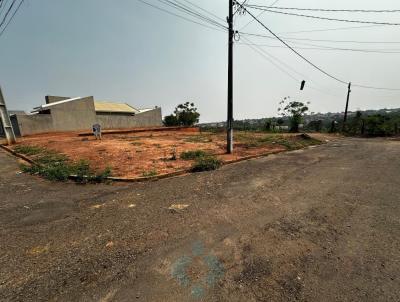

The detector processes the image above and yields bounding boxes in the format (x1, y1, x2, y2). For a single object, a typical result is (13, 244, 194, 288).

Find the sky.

(0, 0, 400, 122)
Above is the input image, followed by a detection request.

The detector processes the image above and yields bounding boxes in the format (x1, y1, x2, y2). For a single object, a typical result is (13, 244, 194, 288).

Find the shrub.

(17, 145, 111, 183)
(191, 155, 222, 172)
(180, 150, 208, 160)
(163, 114, 179, 126)
(21, 161, 72, 181)
(142, 169, 158, 177)
(14, 145, 43, 155)
(86, 167, 112, 183)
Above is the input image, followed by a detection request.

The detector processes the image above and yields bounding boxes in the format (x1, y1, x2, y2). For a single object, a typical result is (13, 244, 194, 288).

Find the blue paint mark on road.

(171, 241, 224, 299)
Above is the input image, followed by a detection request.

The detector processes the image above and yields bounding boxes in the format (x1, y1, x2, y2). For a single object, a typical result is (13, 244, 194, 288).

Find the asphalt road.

(0, 138, 399, 302)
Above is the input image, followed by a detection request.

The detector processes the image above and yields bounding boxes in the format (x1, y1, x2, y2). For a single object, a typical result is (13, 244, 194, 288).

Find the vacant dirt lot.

(11, 130, 331, 178)
(1, 137, 399, 301)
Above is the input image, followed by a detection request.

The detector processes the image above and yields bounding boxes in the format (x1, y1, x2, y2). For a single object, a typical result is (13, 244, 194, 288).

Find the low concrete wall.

(96, 108, 162, 129)
(16, 114, 54, 136)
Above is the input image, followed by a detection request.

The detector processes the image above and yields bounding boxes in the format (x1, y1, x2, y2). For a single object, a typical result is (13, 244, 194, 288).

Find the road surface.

(0, 138, 399, 301)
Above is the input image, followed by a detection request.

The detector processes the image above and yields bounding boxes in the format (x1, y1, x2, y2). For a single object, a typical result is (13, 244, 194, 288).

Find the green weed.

(191, 155, 222, 172)
(142, 169, 158, 177)
(180, 150, 208, 160)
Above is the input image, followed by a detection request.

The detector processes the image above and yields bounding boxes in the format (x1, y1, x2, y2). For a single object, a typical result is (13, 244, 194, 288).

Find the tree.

(163, 102, 200, 127)
(163, 114, 179, 126)
(278, 97, 310, 133)
(174, 102, 200, 126)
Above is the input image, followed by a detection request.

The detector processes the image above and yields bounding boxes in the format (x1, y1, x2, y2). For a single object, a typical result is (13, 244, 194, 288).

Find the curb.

(0, 144, 36, 165)
(1, 141, 324, 183)
(78, 126, 199, 137)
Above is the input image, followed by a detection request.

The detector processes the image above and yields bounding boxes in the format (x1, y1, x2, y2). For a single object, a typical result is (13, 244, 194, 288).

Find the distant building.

(10, 95, 162, 136)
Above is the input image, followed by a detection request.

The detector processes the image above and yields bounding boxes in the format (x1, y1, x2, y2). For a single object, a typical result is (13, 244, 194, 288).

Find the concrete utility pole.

(227, 0, 234, 154)
(0, 86, 16, 145)
(343, 82, 352, 131)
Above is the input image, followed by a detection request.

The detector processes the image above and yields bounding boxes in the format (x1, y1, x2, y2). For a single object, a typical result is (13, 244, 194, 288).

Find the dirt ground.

(11, 130, 334, 178)
(0, 137, 399, 301)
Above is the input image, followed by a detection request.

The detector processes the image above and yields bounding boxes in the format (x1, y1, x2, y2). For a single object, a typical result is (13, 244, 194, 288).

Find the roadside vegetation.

(15, 145, 111, 183)
(342, 111, 400, 137)
(142, 169, 158, 177)
(200, 99, 400, 138)
(235, 133, 321, 150)
(180, 150, 208, 160)
(191, 154, 222, 172)
(180, 149, 222, 172)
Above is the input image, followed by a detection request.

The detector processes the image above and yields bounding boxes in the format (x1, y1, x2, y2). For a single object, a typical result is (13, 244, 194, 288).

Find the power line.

(237, 4, 349, 84)
(181, 0, 225, 22)
(137, 0, 226, 32)
(158, 0, 226, 29)
(234, 0, 249, 16)
(246, 7, 400, 26)
(239, 32, 400, 53)
(241, 36, 299, 82)
(0, 0, 23, 38)
(0, 0, 9, 14)
(157, 0, 227, 30)
(237, 3, 400, 91)
(280, 24, 384, 34)
(237, 41, 400, 54)
(239, 0, 280, 31)
(0, 0, 16, 29)
(240, 36, 343, 98)
(352, 84, 400, 91)
(247, 5, 400, 13)
(240, 31, 400, 45)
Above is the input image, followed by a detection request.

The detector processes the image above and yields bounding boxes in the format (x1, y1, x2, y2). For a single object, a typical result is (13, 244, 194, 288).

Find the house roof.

(30, 96, 143, 114)
(32, 97, 83, 113)
(94, 101, 139, 114)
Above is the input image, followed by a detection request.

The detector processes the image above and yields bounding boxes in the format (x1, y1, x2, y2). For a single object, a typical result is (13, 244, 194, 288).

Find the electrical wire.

(246, 7, 400, 26)
(238, 4, 349, 84)
(181, 0, 225, 22)
(237, 41, 400, 54)
(280, 25, 384, 35)
(0, 0, 16, 28)
(239, 32, 400, 53)
(138, 0, 227, 32)
(241, 36, 299, 82)
(157, 0, 227, 30)
(239, 0, 280, 31)
(237, 3, 400, 91)
(352, 84, 400, 91)
(247, 5, 400, 13)
(0, 0, 9, 14)
(0, 0, 22, 37)
(240, 36, 343, 98)
(234, 0, 249, 16)
(240, 31, 400, 45)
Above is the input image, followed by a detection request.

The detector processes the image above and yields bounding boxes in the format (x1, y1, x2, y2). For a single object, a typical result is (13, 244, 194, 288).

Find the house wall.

(96, 107, 162, 129)
(15, 114, 54, 136)
(50, 96, 97, 132)
(17, 98, 162, 136)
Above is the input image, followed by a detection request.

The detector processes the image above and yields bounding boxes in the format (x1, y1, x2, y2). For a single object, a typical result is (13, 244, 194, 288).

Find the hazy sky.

(1, 0, 400, 122)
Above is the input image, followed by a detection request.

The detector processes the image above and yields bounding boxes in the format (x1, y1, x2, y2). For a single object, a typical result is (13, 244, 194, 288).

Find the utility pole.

(343, 82, 351, 131)
(226, 0, 234, 154)
(0, 86, 16, 145)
